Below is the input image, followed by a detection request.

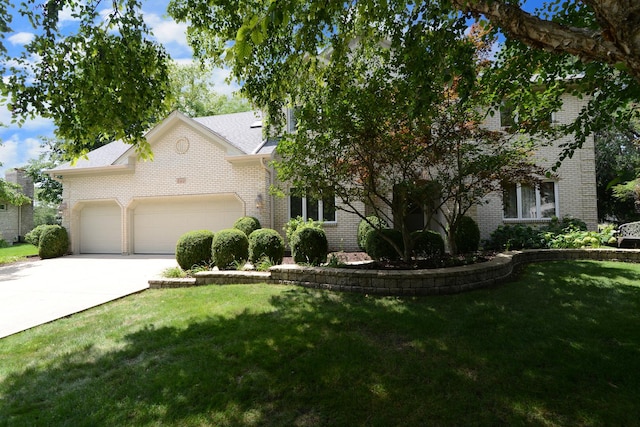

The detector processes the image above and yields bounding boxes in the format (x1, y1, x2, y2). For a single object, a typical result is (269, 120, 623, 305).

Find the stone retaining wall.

(148, 248, 640, 295)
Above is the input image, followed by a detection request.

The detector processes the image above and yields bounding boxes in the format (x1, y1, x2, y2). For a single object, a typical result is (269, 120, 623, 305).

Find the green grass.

(0, 243, 38, 265)
(1, 260, 640, 426)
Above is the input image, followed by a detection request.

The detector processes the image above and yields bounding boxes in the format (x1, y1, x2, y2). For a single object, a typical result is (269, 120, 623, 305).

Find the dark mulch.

(283, 251, 496, 270)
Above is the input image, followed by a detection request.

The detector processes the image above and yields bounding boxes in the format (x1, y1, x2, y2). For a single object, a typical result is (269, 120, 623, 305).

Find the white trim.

(503, 181, 559, 220)
(288, 192, 337, 224)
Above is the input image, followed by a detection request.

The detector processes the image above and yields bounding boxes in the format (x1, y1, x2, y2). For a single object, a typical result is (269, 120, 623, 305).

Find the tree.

(167, 62, 250, 117)
(452, 0, 640, 83)
(594, 126, 640, 223)
(0, 0, 172, 159)
(183, 2, 542, 258)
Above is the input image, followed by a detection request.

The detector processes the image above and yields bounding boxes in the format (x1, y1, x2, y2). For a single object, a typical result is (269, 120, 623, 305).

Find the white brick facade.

(0, 169, 34, 244)
(53, 95, 598, 254)
(476, 93, 598, 239)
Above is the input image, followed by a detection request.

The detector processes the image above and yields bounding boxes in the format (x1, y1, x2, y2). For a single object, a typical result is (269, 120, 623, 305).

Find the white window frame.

(288, 193, 337, 224)
(503, 182, 559, 221)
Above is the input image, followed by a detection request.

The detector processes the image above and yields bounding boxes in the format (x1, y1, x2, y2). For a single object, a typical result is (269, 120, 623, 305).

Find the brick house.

(0, 169, 34, 244)
(48, 94, 596, 255)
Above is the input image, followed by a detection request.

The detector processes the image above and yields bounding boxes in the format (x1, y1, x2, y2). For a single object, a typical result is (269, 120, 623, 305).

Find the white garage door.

(133, 197, 243, 254)
(80, 202, 122, 254)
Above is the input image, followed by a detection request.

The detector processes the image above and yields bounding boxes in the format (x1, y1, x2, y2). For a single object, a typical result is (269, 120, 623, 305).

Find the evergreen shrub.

(212, 228, 249, 270)
(248, 228, 285, 265)
(38, 225, 69, 259)
(233, 216, 262, 236)
(175, 230, 214, 270)
(365, 228, 403, 262)
(291, 226, 328, 266)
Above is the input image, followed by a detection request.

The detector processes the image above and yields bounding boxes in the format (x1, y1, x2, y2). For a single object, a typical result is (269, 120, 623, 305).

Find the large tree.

(169, 1, 544, 257)
(452, 0, 640, 83)
(0, 0, 172, 159)
(167, 62, 250, 117)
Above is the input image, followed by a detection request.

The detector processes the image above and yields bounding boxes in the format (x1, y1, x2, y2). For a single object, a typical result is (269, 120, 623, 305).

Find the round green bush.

(291, 226, 328, 266)
(175, 230, 215, 270)
(411, 230, 445, 259)
(453, 216, 480, 254)
(233, 216, 262, 236)
(365, 228, 403, 262)
(357, 216, 388, 251)
(248, 228, 285, 265)
(25, 224, 51, 247)
(38, 225, 69, 259)
(212, 228, 249, 270)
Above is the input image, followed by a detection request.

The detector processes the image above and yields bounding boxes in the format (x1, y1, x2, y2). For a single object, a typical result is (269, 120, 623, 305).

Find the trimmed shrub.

(411, 230, 445, 259)
(25, 224, 51, 247)
(357, 216, 388, 251)
(38, 225, 69, 259)
(175, 230, 215, 270)
(365, 228, 403, 262)
(284, 216, 322, 247)
(291, 226, 328, 266)
(484, 224, 545, 251)
(453, 216, 480, 254)
(248, 228, 285, 265)
(212, 228, 249, 270)
(0, 238, 9, 248)
(233, 216, 262, 236)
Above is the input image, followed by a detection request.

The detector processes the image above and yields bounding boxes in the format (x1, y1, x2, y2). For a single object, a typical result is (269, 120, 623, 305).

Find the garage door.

(133, 196, 243, 254)
(80, 202, 122, 254)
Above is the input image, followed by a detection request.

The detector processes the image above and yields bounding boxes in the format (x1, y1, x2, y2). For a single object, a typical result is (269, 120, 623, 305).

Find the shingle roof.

(50, 110, 269, 172)
(192, 110, 265, 154)
(51, 140, 132, 170)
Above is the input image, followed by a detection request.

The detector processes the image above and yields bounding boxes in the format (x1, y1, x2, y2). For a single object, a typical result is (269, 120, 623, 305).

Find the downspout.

(259, 156, 274, 229)
(18, 205, 22, 243)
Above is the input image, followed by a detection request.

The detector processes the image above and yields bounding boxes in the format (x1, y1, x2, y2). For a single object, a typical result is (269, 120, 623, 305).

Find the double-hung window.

(289, 189, 336, 223)
(503, 182, 558, 220)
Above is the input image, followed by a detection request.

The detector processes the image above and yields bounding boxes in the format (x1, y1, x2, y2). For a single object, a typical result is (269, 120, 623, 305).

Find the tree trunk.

(452, 0, 640, 83)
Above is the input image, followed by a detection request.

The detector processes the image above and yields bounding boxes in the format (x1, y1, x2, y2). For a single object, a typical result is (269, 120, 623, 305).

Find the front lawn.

(1, 260, 640, 425)
(0, 243, 38, 265)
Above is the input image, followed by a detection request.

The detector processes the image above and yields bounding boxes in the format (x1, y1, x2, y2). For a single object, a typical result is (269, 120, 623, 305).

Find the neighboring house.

(0, 169, 34, 244)
(49, 94, 597, 255)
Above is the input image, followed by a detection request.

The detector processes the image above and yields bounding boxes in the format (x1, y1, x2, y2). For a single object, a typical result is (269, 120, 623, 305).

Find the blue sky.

(0, 0, 546, 176)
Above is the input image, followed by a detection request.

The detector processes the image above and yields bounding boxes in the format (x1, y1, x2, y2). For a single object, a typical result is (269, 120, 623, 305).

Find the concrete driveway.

(0, 254, 177, 339)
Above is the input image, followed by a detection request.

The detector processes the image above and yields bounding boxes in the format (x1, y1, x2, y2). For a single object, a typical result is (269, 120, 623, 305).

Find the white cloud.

(0, 134, 46, 175)
(8, 32, 34, 46)
(145, 12, 190, 48)
(209, 67, 241, 96)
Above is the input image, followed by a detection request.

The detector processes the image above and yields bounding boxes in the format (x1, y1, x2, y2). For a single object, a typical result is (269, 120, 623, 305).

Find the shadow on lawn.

(2, 261, 640, 425)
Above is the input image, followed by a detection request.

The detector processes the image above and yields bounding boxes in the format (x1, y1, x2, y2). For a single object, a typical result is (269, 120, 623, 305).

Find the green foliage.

(162, 266, 188, 279)
(0, 179, 31, 207)
(365, 229, 404, 262)
(175, 230, 215, 271)
(248, 228, 284, 265)
(544, 217, 588, 234)
(168, 61, 250, 117)
(233, 216, 262, 237)
(484, 224, 546, 251)
(290, 226, 328, 266)
(38, 225, 69, 259)
(25, 224, 52, 247)
(5, 1, 172, 160)
(212, 229, 249, 270)
(283, 216, 322, 247)
(25, 151, 64, 205)
(452, 216, 481, 254)
(0, 238, 9, 249)
(357, 216, 388, 251)
(33, 204, 60, 227)
(411, 230, 445, 259)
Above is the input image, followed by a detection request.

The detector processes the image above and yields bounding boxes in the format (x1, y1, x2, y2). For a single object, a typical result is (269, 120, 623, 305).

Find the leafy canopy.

(1, 0, 172, 159)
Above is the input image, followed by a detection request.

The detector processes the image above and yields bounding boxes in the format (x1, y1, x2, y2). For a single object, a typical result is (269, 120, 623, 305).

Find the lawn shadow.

(2, 261, 640, 425)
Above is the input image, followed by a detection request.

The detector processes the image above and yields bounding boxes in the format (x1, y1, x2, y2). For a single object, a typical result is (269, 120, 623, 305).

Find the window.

(0, 202, 7, 212)
(499, 103, 516, 130)
(286, 107, 299, 133)
(289, 190, 336, 222)
(503, 182, 558, 220)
